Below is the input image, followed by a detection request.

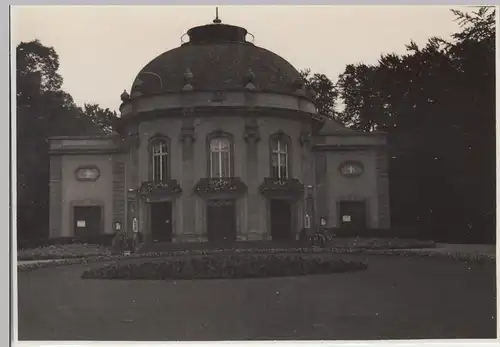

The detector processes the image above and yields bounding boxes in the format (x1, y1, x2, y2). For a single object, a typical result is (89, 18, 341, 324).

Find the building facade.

(48, 19, 390, 243)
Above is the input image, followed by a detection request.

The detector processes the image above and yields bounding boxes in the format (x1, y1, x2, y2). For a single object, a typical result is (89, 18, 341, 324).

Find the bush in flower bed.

(17, 244, 495, 274)
(80, 254, 369, 280)
(328, 237, 436, 250)
(18, 234, 117, 250)
(17, 243, 111, 261)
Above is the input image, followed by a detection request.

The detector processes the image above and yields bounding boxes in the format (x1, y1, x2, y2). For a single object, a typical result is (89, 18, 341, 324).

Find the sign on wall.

(342, 215, 352, 222)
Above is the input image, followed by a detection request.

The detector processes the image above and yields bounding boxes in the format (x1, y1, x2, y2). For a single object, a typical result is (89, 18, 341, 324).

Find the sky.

(12, 5, 469, 112)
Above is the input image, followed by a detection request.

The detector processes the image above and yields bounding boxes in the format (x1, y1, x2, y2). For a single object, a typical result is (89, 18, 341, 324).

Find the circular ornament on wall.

(339, 161, 364, 178)
(75, 166, 101, 181)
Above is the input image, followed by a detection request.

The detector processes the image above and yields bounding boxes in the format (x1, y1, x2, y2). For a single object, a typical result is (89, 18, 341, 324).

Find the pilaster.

(244, 118, 261, 239)
(49, 156, 62, 238)
(376, 148, 391, 228)
(179, 116, 196, 240)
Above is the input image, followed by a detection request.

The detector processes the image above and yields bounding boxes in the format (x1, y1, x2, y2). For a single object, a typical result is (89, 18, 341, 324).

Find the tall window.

(210, 137, 231, 178)
(151, 139, 169, 183)
(271, 138, 289, 179)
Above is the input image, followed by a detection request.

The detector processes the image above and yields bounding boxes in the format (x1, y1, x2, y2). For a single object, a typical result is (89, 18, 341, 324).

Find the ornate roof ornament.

(213, 7, 222, 24)
(120, 90, 130, 102)
(292, 77, 306, 96)
(244, 68, 256, 90)
(182, 68, 194, 91)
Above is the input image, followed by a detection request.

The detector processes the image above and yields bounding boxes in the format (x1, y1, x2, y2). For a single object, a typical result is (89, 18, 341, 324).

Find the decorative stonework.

(339, 160, 364, 178)
(139, 180, 182, 203)
(292, 77, 306, 96)
(180, 126, 196, 144)
(299, 129, 311, 147)
(194, 177, 248, 198)
(75, 166, 100, 181)
(182, 68, 194, 91)
(259, 177, 304, 200)
(180, 117, 197, 144)
(120, 90, 130, 102)
(243, 118, 260, 143)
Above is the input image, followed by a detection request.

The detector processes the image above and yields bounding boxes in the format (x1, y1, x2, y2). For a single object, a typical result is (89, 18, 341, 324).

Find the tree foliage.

(300, 69, 337, 119)
(332, 7, 496, 243)
(16, 39, 117, 241)
(82, 103, 120, 135)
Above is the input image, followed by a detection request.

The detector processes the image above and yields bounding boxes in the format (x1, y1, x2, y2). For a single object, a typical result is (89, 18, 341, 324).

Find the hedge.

(18, 234, 117, 250)
(18, 247, 495, 273)
(81, 254, 369, 280)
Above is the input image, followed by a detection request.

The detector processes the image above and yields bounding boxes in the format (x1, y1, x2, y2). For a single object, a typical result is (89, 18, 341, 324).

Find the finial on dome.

(120, 89, 130, 102)
(213, 7, 222, 24)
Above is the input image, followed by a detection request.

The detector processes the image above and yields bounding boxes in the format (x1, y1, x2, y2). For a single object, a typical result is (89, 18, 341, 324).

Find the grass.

(17, 254, 496, 341)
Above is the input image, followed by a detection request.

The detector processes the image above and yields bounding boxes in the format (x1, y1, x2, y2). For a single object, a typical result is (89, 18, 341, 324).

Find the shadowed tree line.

(16, 39, 119, 240)
(16, 7, 495, 243)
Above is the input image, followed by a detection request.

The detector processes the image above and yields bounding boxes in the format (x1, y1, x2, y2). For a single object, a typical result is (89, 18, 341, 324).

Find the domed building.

(48, 17, 390, 244)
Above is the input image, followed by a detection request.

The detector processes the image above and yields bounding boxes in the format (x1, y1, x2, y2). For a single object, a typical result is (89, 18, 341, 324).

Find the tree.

(82, 103, 120, 134)
(17, 40, 63, 105)
(16, 40, 105, 241)
(300, 69, 337, 119)
(332, 6, 496, 243)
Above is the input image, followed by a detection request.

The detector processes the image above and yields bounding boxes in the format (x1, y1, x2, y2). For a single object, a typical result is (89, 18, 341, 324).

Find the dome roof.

(130, 20, 305, 97)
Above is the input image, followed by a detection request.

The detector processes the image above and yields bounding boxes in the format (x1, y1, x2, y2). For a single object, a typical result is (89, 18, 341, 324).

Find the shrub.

(328, 237, 436, 250)
(18, 234, 117, 250)
(17, 243, 111, 261)
(81, 254, 368, 280)
(328, 227, 426, 240)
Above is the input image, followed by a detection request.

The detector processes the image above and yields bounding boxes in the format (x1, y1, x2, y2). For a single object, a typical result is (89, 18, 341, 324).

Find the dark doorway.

(270, 199, 292, 241)
(74, 206, 102, 239)
(339, 201, 367, 229)
(150, 202, 173, 242)
(206, 199, 236, 243)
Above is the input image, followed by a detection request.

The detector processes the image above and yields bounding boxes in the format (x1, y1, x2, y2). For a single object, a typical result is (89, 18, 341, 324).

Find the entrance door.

(150, 202, 173, 242)
(207, 199, 236, 243)
(339, 201, 367, 229)
(270, 199, 292, 241)
(74, 206, 102, 239)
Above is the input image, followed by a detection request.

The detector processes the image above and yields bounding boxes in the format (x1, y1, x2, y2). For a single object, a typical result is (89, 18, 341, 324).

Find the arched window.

(270, 136, 289, 179)
(209, 137, 231, 178)
(151, 138, 169, 183)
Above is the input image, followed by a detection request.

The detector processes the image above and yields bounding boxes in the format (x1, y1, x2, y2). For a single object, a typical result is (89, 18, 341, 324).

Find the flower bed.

(328, 237, 436, 250)
(17, 245, 495, 273)
(81, 254, 368, 280)
(17, 243, 111, 261)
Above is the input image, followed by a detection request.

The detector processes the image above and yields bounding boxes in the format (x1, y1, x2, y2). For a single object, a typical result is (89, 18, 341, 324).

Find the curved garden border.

(80, 254, 369, 280)
(17, 247, 495, 273)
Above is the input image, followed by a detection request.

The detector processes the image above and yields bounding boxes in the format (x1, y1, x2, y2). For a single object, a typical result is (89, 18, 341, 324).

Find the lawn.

(17, 254, 496, 341)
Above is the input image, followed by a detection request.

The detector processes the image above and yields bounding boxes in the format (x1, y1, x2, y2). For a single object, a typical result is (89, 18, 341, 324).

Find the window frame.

(269, 132, 292, 180)
(148, 134, 171, 184)
(206, 130, 234, 179)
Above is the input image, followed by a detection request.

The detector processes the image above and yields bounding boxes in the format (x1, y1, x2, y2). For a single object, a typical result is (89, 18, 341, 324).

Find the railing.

(194, 177, 248, 196)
